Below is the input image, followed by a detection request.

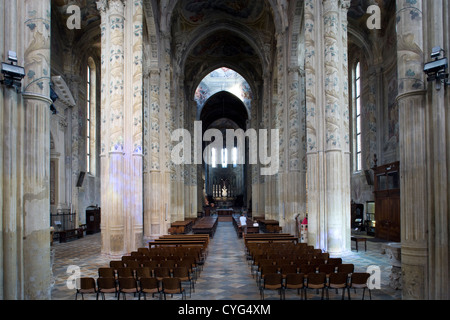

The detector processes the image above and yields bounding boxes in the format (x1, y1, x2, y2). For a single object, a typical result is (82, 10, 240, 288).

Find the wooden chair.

(117, 267, 135, 279)
(109, 260, 124, 272)
(258, 265, 278, 287)
(162, 277, 186, 300)
(299, 264, 316, 276)
(280, 265, 298, 279)
(125, 259, 141, 270)
(96, 277, 117, 300)
(154, 267, 171, 282)
(260, 273, 284, 300)
(347, 273, 371, 300)
(305, 272, 326, 300)
(326, 258, 343, 267)
(139, 277, 161, 300)
(318, 264, 336, 278)
(285, 273, 305, 300)
(137, 247, 150, 256)
(327, 272, 348, 300)
(173, 267, 194, 297)
(75, 277, 96, 300)
(136, 267, 152, 281)
(98, 267, 116, 279)
(160, 259, 176, 273)
(117, 277, 139, 300)
(337, 263, 354, 276)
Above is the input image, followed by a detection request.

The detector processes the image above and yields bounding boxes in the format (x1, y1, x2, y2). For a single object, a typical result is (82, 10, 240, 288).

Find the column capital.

(339, 0, 351, 10)
(96, 0, 108, 15)
(96, 0, 125, 15)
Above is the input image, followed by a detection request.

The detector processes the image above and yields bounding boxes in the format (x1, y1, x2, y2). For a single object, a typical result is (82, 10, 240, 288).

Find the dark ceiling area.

(200, 91, 248, 133)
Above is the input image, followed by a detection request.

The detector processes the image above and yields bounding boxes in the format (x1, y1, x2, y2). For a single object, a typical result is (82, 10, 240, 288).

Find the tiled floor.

(50, 221, 402, 300)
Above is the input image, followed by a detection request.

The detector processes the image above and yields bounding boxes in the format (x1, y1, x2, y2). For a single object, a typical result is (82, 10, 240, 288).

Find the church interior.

(0, 0, 449, 301)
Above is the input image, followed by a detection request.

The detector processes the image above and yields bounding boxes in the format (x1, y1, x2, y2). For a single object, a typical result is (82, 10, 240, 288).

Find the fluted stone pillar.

(397, 0, 450, 300)
(424, 0, 450, 300)
(305, 0, 351, 254)
(21, 0, 53, 299)
(1, 0, 27, 299)
(395, 0, 428, 300)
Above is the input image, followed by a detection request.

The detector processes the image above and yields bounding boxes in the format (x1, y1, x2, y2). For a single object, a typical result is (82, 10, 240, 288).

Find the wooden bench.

(170, 220, 194, 234)
(57, 228, 84, 243)
(192, 217, 218, 237)
(243, 234, 298, 245)
(149, 239, 207, 249)
(160, 234, 209, 242)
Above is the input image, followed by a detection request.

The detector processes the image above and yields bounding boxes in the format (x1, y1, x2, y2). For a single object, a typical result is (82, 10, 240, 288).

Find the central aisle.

(191, 221, 260, 300)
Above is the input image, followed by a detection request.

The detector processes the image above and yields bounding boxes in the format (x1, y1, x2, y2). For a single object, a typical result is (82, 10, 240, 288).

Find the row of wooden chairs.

(257, 263, 354, 286)
(251, 256, 343, 277)
(259, 272, 372, 300)
(76, 276, 187, 300)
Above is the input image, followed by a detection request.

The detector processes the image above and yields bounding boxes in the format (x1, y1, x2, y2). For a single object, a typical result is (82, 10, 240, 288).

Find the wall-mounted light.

(424, 46, 449, 90)
(1, 51, 25, 93)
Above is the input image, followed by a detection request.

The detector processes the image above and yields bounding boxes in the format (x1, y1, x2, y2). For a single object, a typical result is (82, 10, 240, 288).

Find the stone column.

(128, 0, 144, 250)
(424, 0, 450, 300)
(98, 0, 144, 255)
(250, 97, 260, 216)
(1, 0, 24, 299)
(98, 0, 126, 257)
(274, 29, 307, 235)
(22, 0, 53, 299)
(143, 68, 167, 240)
(143, 31, 172, 240)
(395, 0, 428, 300)
(305, 0, 351, 254)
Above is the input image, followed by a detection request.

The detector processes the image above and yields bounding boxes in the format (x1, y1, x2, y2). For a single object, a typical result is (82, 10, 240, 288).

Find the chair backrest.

(286, 273, 304, 286)
(338, 264, 354, 274)
(299, 264, 316, 274)
(154, 267, 171, 278)
(122, 255, 135, 262)
(125, 260, 140, 270)
(118, 277, 138, 290)
(318, 264, 335, 275)
(97, 277, 117, 290)
(160, 260, 176, 268)
(177, 260, 193, 272)
(173, 267, 189, 278)
(117, 267, 134, 278)
(310, 259, 325, 268)
(98, 267, 115, 278)
(136, 267, 152, 279)
(142, 260, 159, 270)
(327, 258, 343, 266)
(138, 247, 150, 255)
(261, 265, 278, 276)
(140, 277, 159, 290)
(350, 273, 370, 286)
(307, 272, 326, 286)
(162, 277, 181, 291)
(280, 265, 298, 275)
(264, 273, 283, 287)
(329, 272, 349, 285)
(110, 260, 124, 270)
(79, 277, 96, 290)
